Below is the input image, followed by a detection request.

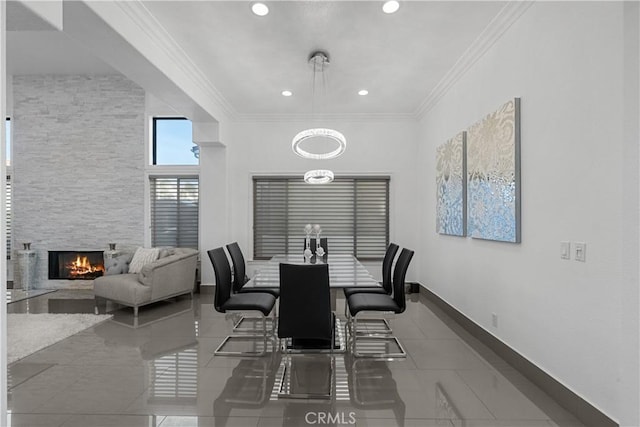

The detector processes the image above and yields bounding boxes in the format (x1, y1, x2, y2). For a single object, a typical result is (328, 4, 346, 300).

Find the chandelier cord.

(322, 58, 328, 114)
(291, 50, 346, 179)
(311, 56, 317, 116)
(309, 53, 329, 118)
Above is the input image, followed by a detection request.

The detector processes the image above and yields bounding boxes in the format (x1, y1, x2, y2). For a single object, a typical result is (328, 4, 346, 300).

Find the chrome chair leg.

(349, 313, 406, 359)
(344, 296, 392, 335)
(214, 311, 275, 357)
(277, 314, 336, 399)
(233, 304, 278, 333)
(277, 354, 334, 399)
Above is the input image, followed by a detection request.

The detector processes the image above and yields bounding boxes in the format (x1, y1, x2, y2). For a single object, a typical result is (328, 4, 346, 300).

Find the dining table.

(243, 253, 380, 290)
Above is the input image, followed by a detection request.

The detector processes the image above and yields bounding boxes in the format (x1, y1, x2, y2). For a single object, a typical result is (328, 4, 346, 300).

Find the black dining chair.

(227, 242, 280, 298)
(344, 243, 398, 298)
(277, 263, 335, 399)
(226, 242, 279, 333)
(208, 247, 276, 357)
(346, 247, 414, 358)
(342, 243, 399, 334)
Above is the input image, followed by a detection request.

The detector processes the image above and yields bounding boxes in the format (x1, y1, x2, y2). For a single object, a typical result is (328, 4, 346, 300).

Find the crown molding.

(235, 112, 417, 123)
(414, 0, 534, 119)
(111, 1, 239, 120)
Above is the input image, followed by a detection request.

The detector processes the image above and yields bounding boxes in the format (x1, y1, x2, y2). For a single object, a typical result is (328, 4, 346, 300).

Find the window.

(149, 117, 199, 250)
(253, 176, 389, 260)
(152, 118, 198, 165)
(150, 177, 199, 249)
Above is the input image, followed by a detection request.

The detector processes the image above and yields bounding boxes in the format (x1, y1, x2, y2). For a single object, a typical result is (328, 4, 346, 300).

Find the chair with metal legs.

(342, 243, 399, 334)
(208, 247, 276, 357)
(346, 247, 414, 358)
(226, 242, 279, 333)
(277, 263, 335, 399)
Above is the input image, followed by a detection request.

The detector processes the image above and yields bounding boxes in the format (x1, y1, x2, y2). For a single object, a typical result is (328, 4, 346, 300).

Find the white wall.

(220, 119, 420, 282)
(417, 2, 637, 424)
(620, 2, 640, 424)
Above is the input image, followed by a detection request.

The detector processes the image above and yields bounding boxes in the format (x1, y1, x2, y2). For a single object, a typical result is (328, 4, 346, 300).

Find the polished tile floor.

(6, 289, 585, 427)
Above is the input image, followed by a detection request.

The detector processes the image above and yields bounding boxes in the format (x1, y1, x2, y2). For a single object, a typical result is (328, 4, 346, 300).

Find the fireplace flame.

(66, 255, 104, 277)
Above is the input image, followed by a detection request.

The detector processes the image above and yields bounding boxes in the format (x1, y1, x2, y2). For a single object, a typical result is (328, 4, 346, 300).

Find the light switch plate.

(560, 241, 570, 260)
(575, 242, 586, 262)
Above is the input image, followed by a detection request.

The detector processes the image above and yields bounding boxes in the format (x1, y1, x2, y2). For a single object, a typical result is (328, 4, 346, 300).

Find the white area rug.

(8, 313, 112, 364)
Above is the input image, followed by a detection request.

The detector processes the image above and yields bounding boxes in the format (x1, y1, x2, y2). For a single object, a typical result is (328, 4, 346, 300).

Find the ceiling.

(6, 1, 508, 118)
(6, 0, 116, 75)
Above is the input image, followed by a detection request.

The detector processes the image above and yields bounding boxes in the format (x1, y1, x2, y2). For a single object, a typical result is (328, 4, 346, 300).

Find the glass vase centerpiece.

(304, 224, 313, 261)
(313, 224, 325, 257)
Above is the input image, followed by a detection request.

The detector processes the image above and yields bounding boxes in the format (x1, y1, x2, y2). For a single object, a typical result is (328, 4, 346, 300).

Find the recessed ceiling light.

(358, 89, 369, 96)
(382, 1, 400, 14)
(252, 2, 269, 16)
(282, 90, 293, 97)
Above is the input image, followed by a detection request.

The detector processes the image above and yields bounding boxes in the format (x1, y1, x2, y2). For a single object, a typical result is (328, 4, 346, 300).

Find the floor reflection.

(345, 354, 406, 427)
(6, 289, 55, 304)
(213, 353, 280, 426)
(94, 298, 200, 416)
(436, 382, 463, 427)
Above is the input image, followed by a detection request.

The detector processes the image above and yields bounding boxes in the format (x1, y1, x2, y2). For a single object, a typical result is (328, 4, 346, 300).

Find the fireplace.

(48, 251, 105, 280)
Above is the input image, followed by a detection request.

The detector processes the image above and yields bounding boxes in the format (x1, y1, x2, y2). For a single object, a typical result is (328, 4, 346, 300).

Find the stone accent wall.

(12, 75, 145, 289)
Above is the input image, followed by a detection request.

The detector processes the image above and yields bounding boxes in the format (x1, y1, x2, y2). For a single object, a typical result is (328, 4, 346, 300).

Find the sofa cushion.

(128, 247, 160, 274)
(104, 252, 134, 275)
(158, 247, 176, 259)
(93, 273, 152, 306)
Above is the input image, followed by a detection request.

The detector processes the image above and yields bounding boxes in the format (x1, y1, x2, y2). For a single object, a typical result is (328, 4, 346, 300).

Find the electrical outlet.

(560, 241, 570, 260)
(492, 313, 498, 328)
(575, 242, 587, 262)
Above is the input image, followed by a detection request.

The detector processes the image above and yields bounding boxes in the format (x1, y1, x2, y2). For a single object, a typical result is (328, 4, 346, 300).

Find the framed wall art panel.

(467, 98, 521, 243)
(436, 131, 467, 236)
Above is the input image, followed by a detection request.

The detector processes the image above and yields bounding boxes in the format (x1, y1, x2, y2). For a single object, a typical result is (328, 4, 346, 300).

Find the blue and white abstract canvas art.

(467, 98, 521, 243)
(436, 131, 466, 236)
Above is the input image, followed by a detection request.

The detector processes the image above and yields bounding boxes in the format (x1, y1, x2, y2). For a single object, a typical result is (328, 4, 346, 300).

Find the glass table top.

(245, 254, 380, 289)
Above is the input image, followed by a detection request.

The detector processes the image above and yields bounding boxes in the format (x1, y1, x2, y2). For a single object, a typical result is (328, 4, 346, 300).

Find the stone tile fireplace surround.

(11, 74, 146, 289)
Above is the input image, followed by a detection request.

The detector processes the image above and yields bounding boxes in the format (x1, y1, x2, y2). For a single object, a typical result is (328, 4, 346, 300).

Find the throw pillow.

(104, 252, 134, 275)
(128, 247, 160, 274)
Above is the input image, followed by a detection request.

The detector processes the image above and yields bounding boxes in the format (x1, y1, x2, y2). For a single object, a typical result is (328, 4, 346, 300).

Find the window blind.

(150, 176, 199, 249)
(6, 175, 11, 260)
(253, 176, 389, 260)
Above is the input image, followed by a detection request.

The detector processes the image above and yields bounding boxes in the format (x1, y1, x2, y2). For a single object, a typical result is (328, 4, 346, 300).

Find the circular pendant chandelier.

(304, 169, 335, 184)
(292, 128, 346, 160)
(293, 51, 346, 164)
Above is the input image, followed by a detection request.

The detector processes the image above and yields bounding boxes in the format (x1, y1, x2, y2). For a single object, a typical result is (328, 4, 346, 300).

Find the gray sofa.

(93, 248, 198, 317)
